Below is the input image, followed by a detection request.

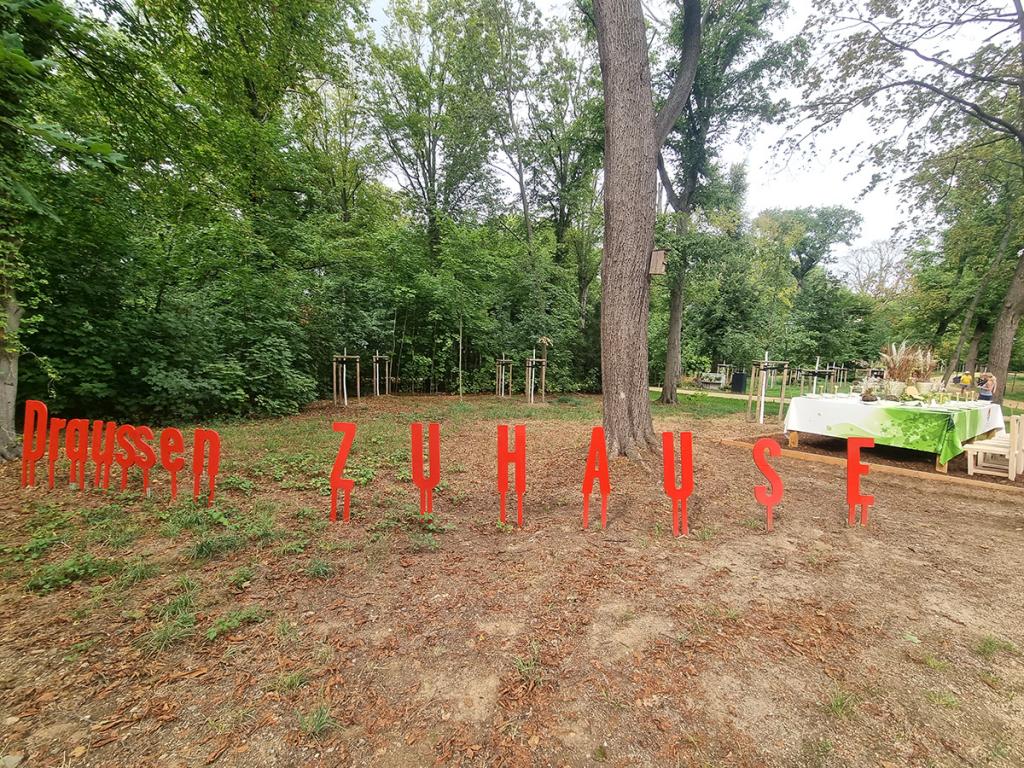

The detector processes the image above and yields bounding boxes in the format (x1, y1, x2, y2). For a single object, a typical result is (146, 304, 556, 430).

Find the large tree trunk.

(594, 0, 659, 457)
(987, 249, 1024, 402)
(964, 320, 986, 374)
(660, 272, 686, 404)
(942, 223, 1012, 384)
(0, 295, 23, 461)
(658, 201, 693, 405)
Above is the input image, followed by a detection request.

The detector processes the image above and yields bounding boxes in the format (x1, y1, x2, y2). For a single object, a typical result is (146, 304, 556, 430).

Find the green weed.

(206, 605, 267, 640)
(228, 565, 255, 589)
(925, 690, 959, 709)
(513, 641, 543, 686)
(304, 559, 334, 579)
(824, 686, 856, 718)
(271, 670, 310, 692)
(26, 554, 122, 594)
(297, 704, 336, 738)
(975, 635, 1018, 659)
(187, 532, 244, 561)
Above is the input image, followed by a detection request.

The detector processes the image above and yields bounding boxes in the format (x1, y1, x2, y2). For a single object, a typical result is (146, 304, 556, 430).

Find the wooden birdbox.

(649, 249, 667, 275)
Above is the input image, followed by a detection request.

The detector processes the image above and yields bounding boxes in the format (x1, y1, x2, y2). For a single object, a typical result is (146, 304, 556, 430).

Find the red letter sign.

(65, 419, 90, 490)
(134, 426, 157, 496)
(159, 428, 186, 499)
(330, 422, 356, 522)
(846, 437, 874, 526)
(193, 429, 221, 505)
(582, 427, 610, 529)
(91, 420, 116, 490)
(752, 438, 784, 531)
(46, 418, 67, 489)
(411, 422, 440, 517)
(21, 400, 48, 487)
(497, 424, 526, 527)
(661, 431, 694, 537)
(114, 425, 137, 490)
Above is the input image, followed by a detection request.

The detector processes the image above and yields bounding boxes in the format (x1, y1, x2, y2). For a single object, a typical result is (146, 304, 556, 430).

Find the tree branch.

(654, 0, 701, 149)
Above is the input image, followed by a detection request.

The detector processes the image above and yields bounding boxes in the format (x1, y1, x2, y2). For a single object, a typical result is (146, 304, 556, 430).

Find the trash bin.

(731, 371, 747, 393)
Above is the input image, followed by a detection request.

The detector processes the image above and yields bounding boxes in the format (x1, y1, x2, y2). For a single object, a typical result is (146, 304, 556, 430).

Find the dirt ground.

(1, 395, 1022, 768)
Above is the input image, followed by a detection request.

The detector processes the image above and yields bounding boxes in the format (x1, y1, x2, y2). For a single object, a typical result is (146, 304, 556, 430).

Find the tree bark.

(987, 249, 1024, 402)
(942, 222, 1012, 384)
(660, 271, 686, 403)
(0, 295, 23, 461)
(964, 320, 986, 374)
(659, 210, 691, 404)
(594, 0, 659, 457)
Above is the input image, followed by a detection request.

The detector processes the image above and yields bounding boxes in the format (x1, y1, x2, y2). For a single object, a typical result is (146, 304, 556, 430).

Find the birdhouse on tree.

(649, 249, 667, 275)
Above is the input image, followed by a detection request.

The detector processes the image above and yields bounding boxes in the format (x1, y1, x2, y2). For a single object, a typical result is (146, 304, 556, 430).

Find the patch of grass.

(187, 532, 244, 561)
(304, 559, 334, 579)
(206, 605, 267, 641)
(115, 558, 159, 588)
(276, 618, 299, 643)
(271, 670, 310, 692)
(513, 641, 543, 686)
(228, 565, 255, 589)
(237, 502, 280, 542)
(739, 517, 762, 530)
(925, 690, 959, 709)
(146, 578, 200, 651)
(694, 526, 715, 541)
(276, 537, 308, 556)
(368, 503, 451, 551)
(297, 704, 337, 738)
(159, 501, 232, 538)
(26, 554, 122, 594)
(975, 635, 1018, 659)
(81, 504, 141, 550)
(2, 506, 72, 564)
(408, 530, 440, 552)
(219, 475, 256, 495)
(651, 391, 749, 418)
(922, 654, 949, 671)
(823, 685, 857, 718)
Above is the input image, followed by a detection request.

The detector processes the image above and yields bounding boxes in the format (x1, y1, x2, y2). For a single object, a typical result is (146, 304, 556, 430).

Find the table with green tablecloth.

(783, 396, 1006, 471)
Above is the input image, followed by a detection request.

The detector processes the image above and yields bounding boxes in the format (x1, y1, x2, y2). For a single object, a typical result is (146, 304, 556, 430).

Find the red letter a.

(662, 431, 694, 537)
(330, 422, 356, 522)
(411, 422, 440, 517)
(582, 427, 610, 529)
(497, 425, 526, 527)
(846, 437, 874, 526)
(752, 438, 784, 531)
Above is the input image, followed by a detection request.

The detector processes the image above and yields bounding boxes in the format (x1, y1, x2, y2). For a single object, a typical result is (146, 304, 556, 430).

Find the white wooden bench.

(965, 415, 1023, 481)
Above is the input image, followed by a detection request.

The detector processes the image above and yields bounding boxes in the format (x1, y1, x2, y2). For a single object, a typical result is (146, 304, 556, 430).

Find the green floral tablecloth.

(784, 397, 1006, 464)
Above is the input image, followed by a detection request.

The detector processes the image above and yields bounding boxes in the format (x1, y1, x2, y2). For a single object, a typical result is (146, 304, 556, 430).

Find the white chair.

(965, 415, 1023, 481)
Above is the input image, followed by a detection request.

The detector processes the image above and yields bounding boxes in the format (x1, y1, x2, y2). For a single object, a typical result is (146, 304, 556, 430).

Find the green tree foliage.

(5, 0, 1021, 437)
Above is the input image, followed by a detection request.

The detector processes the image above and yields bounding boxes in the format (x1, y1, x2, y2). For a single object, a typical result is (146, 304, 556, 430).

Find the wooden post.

(757, 352, 768, 424)
(333, 355, 339, 406)
(779, 364, 788, 424)
(342, 359, 348, 407)
(746, 362, 756, 421)
(458, 318, 463, 400)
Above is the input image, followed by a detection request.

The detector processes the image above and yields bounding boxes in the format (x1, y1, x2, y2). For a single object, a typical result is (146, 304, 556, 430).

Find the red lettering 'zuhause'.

(662, 431, 694, 537)
(497, 424, 526, 527)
